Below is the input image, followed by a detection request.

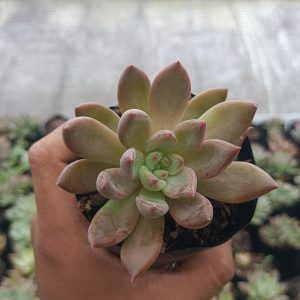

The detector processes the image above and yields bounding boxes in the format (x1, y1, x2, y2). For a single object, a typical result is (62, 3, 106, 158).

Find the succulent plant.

(0, 270, 38, 300)
(251, 181, 300, 226)
(252, 144, 298, 180)
(212, 283, 235, 300)
(57, 62, 277, 280)
(238, 268, 289, 300)
(259, 214, 300, 250)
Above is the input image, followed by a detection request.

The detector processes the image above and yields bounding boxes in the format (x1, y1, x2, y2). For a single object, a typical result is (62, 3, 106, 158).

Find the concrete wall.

(0, 0, 299, 121)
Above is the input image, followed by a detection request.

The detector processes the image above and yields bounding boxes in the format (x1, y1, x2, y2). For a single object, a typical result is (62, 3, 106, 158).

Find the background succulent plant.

(57, 62, 277, 280)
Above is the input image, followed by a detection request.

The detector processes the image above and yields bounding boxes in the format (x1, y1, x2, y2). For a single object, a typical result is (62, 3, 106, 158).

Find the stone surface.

(0, 0, 299, 121)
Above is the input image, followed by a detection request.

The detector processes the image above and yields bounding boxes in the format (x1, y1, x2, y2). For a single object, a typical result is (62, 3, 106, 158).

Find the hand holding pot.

(29, 125, 234, 300)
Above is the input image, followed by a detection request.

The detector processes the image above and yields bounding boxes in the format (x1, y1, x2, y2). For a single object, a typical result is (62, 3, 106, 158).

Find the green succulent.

(238, 268, 288, 300)
(58, 62, 277, 280)
(5, 194, 36, 275)
(212, 283, 235, 300)
(8, 117, 40, 147)
(0, 270, 38, 300)
(252, 181, 300, 226)
(259, 214, 300, 250)
(253, 144, 298, 180)
(251, 196, 273, 226)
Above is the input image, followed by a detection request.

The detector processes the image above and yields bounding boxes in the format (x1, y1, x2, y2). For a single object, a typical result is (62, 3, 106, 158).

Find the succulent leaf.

(197, 162, 278, 203)
(120, 148, 145, 180)
(120, 216, 164, 281)
(146, 130, 178, 154)
(174, 119, 206, 158)
(231, 127, 254, 147)
(96, 168, 141, 200)
(149, 62, 191, 132)
(88, 193, 140, 247)
(118, 65, 151, 114)
(181, 88, 228, 120)
(186, 139, 240, 179)
(117, 109, 152, 151)
(139, 166, 166, 191)
(167, 192, 213, 229)
(57, 159, 112, 194)
(63, 117, 126, 165)
(163, 167, 197, 199)
(166, 153, 184, 175)
(153, 169, 168, 180)
(136, 188, 169, 218)
(145, 151, 163, 171)
(200, 101, 257, 144)
(75, 102, 120, 132)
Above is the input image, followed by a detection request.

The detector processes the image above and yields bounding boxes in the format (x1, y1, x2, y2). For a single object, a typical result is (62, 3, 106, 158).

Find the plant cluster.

(0, 117, 38, 298)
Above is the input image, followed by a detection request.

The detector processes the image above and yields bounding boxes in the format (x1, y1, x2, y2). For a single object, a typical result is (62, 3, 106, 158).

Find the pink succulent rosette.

(57, 62, 277, 280)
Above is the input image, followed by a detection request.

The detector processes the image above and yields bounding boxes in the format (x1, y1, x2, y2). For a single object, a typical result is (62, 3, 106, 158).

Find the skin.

(29, 126, 234, 300)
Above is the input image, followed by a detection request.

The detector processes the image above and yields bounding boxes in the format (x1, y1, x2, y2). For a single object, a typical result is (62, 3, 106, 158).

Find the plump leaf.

(186, 139, 240, 179)
(63, 117, 126, 165)
(121, 216, 164, 281)
(120, 148, 145, 180)
(174, 119, 206, 158)
(197, 162, 278, 203)
(181, 88, 228, 120)
(117, 109, 152, 151)
(139, 166, 166, 191)
(167, 192, 213, 229)
(163, 167, 197, 199)
(75, 102, 120, 132)
(118, 65, 151, 114)
(97, 168, 141, 200)
(153, 169, 168, 180)
(145, 151, 163, 171)
(146, 130, 178, 154)
(166, 153, 184, 175)
(136, 188, 168, 218)
(200, 101, 257, 144)
(57, 159, 112, 194)
(88, 193, 140, 247)
(149, 62, 191, 132)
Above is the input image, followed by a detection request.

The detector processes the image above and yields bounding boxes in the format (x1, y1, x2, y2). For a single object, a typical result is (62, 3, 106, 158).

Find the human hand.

(29, 125, 234, 300)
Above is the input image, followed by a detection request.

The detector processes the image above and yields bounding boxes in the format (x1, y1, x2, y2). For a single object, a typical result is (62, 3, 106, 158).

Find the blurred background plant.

(0, 117, 40, 298)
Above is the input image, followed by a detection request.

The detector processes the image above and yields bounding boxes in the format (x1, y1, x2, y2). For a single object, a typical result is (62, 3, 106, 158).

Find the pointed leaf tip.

(149, 62, 191, 131)
(121, 216, 164, 280)
(186, 139, 241, 179)
(197, 162, 278, 203)
(118, 65, 151, 114)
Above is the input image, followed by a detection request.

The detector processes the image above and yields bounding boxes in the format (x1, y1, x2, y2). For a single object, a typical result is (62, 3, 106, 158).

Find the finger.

(181, 241, 234, 298)
(146, 241, 234, 299)
(29, 125, 88, 235)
